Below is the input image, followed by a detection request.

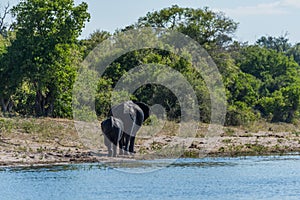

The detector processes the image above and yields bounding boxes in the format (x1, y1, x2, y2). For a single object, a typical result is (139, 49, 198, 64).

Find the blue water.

(0, 155, 299, 200)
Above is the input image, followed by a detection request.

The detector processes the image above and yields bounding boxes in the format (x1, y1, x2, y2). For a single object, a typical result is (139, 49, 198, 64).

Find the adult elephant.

(109, 101, 150, 155)
(101, 116, 124, 157)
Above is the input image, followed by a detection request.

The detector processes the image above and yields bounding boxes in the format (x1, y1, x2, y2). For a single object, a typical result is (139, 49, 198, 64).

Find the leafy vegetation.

(0, 2, 300, 126)
(0, 0, 90, 117)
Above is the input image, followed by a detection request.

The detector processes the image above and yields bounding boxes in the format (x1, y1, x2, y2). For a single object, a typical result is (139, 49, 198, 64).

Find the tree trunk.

(35, 90, 45, 116)
(286, 110, 295, 123)
(0, 96, 12, 113)
(45, 91, 54, 117)
(1, 97, 7, 112)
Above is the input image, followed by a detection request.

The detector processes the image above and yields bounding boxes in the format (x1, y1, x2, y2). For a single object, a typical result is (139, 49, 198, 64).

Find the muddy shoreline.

(0, 117, 299, 167)
(1, 131, 299, 168)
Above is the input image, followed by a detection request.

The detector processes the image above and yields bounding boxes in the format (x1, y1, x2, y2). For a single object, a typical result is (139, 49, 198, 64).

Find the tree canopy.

(1, 0, 90, 117)
(1, 3, 300, 125)
(133, 5, 238, 47)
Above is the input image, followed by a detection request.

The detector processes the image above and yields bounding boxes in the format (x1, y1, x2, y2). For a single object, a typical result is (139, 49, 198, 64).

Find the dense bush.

(1, 2, 300, 126)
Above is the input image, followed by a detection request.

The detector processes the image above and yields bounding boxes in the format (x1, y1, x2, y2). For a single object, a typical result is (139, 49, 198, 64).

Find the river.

(0, 155, 299, 200)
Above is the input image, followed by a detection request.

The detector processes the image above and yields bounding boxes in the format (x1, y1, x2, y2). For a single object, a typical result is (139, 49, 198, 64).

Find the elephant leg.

(118, 132, 124, 155)
(112, 144, 117, 157)
(129, 136, 136, 154)
(123, 133, 131, 155)
(104, 135, 112, 157)
(119, 136, 124, 155)
(107, 144, 113, 157)
(112, 134, 118, 157)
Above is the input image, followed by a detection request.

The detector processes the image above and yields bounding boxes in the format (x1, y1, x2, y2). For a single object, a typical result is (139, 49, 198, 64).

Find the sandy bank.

(0, 117, 299, 167)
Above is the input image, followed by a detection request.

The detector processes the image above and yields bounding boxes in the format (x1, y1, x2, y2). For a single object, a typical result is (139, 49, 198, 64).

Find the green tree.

(239, 46, 298, 92)
(256, 35, 291, 53)
(287, 43, 300, 65)
(94, 6, 238, 121)
(238, 45, 300, 122)
(134, 5, 238, 47)
(0, 4, 16, 113)
(9, 0, 90, 116)
(80, 30, 111, 58)
(0, 3, 10, 37)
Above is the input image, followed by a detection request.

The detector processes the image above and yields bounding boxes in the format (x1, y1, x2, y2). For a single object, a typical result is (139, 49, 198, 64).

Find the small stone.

(64, 154, 71, 158)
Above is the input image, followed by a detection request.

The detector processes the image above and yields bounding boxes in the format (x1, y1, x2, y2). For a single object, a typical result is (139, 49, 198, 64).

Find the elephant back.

(101, 116, 124, 141)
(108, 101, 149, 136)
(109, 101, 135, 135)
(101, 117, 113, 134)
(111, 117, 124, 133)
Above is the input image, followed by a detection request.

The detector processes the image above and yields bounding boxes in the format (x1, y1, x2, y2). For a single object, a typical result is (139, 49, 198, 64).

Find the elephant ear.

(135, 102, 150, 122)
(107, 104, 118, 117)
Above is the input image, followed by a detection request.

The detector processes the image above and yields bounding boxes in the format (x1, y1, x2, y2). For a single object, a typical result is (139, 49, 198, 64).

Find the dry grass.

(0, 117, 299, 163)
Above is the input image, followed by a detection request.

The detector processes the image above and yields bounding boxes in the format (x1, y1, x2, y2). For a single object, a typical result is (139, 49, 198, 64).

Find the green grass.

(183, 150, 199, 158)
(223, 128, 236, 136)
(222, 139, 232, 143)
(150, 141, 164, 151)
(292, 131, 300, 137)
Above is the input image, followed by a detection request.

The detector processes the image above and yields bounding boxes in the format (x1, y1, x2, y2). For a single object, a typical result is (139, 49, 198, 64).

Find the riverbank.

(0, 117, 299, 166)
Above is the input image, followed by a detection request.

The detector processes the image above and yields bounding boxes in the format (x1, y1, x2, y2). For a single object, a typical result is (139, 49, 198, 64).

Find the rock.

(64, 154, 71, 158)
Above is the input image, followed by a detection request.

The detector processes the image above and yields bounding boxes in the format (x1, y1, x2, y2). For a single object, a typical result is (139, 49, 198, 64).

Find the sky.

(72, 0, 300, 44)
(3, 0, 300, 44)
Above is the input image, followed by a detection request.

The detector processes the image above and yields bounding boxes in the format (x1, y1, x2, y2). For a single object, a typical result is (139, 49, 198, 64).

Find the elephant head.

(133, 101, 150, 122)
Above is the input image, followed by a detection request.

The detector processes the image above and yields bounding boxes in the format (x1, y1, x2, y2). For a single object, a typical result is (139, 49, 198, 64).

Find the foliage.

(287, 43, 300, 65)
(238, 45, 300, 122)
(80, 29, 111, 58)
(226, 102, 259, 126)
(0, 4, 300, 126)
(256, 35, 291, 53)
(1, 0, 90, 117)
(135, 5, 238, 47)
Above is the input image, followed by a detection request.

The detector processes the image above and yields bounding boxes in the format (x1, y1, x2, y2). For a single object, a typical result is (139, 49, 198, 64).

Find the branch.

(0, 3, 10, 36)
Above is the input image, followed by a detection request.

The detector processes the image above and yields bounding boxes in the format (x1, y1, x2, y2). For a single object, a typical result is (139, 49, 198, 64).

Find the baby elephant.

(101, 116, 124, 157)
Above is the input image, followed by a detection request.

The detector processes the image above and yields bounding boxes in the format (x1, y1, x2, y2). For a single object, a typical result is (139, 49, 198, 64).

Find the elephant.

(101, 116, 124, 157)
(108, 101, 150, 155)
